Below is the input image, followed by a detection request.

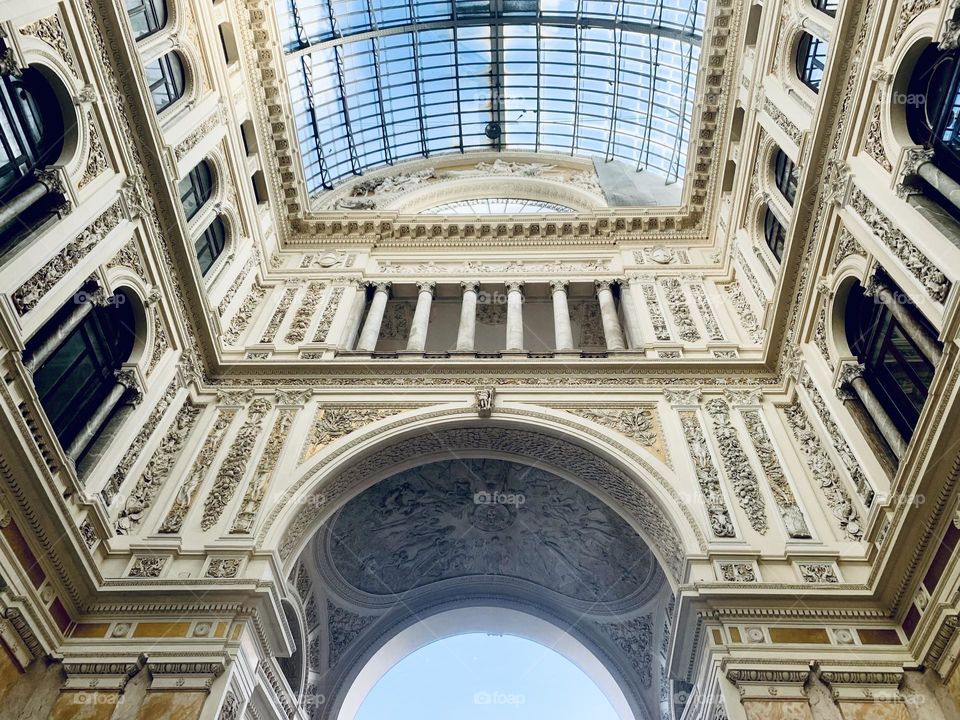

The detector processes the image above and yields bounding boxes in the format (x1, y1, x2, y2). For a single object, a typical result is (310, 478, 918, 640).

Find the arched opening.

(195, 215, 227, 276)
(796, 32, 827, 92)
(350, 628, 626, 720)
(763, 206, 787, 261)
(125, 0, 168, 40)
(278, 599, 306, 700)
(773, 147, 798, 205)
(178, 159, 214, 221)
(144, 51, 185, 113)
(0, 67, 74, 252)
(27, 285, 137, 463)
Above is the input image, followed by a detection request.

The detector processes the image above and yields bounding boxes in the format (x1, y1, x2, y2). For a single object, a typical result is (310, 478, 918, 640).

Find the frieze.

(13, 201, 124, 315)
(200, 399, 272, 531)
(175, 108, 225, 161)
(218, 252, 259, 315)
(704, 399, 768, 534)
(128, 556, 166, 578)
(718, 562, 757, 582)
(763, 98, 802, 146)
(679, 411, 736, 538)
(661, 278, 701, 343)
(19, 12, 79, 79)
(783, 401, 862, 539)
(797, 562, 839, 583)
(115, 401, 202, 534)
(206, 559, 242, 579)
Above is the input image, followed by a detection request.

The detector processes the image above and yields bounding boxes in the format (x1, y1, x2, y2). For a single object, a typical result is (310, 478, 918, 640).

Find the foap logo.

(477, 289, 517, 306)
(473, 691, 526, 707)
(474, 490, 526, 507)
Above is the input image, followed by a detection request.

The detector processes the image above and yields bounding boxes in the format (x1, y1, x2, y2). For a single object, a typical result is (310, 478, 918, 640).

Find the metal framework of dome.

(278, 0, 705, 193)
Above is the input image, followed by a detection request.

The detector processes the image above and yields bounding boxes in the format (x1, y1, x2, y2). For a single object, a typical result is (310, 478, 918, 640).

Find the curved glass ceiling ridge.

(278, 0, 705, 195)
(423, 198, 577, 214)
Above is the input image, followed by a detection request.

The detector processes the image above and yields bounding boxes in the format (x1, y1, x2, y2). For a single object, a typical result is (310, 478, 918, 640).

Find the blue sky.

(354, 633, 620, 720)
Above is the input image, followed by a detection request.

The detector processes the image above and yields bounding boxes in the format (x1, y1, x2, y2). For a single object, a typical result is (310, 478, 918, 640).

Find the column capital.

(896, 146, 935, 199)
(115, 368, 144, 406)
(460, 280, 481, 293)
(549, 279, 569, 293)
(862, 269, 891, 300)
(368, 281, 392, 295)
(836, 360, 866, 400)
(505, 280, 525, 294)
(416, 280, 437, 295)
(595, 279, 619, 293)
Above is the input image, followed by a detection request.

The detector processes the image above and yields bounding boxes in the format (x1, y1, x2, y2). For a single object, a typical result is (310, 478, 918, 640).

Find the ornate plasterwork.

(661, 278, 701, 343)
(679, 411, 736, 538)
(312, 287, 343, 343)
(115, 401, 202, 534)
(128, 556, 166, 578)
(327, 601, 374, 668)
(562, 407, 668, 466)
(12, 201, 123, 315)
(79, 112, 108, 189)
(893, 0, 941, 44)
(598, 615, 654, 688)
(260, 287, 299, 344)
(800, 373, 875, 507)
(633, 248, 691, 265)
(797, 562, 839, 583)
(704, 399, 768, 534)
(639, 281, 672, 342)
(298, 407, 400, 464)
(689, 283, 724, 341)
(831, 228, 866, 271)
(725, 281, 765, 343)
(863, 95, 892, 172)
(783, 401, 862, 539)
(160, 409, 237, 533)
(763, 98, 802, 146)
(206, 558, 242, 578)
(175, 107, 225, 161)
(718, 562, 757, 582)
(103, 379, 179, 503)
(740, 409, 811, 538)
(224, 282, 268, 346)
(814, 302, 835, 370)
(232, 408, 296, 534)
(19, 12, 79, 79)
(218, 253, 259, 315)
(201, 399, 273, 531)
(325, 458, 663, 604)
(378, 257, 611, 276)
(285, 282, 327, 344)
(849, 187, 951, 303)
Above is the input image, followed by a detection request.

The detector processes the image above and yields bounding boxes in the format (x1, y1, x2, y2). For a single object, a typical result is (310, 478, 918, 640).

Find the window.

(195, 216, 226, 275)
(0, 69, 64, 204)
(178, 160, 214, 221)
(907, 45, 960, 183)
(773, 149, 798, 205)
(764, 207, 786, 261)
(812, 0, 838, 17)
(144, 51, 185, 112)
(252, 170, 269, 204)
(846, 284, 936, 440)
(796, 33, 827, 92)
(32, 291, 135, 458)
(125, 0, 167, 39)
(219, 23, 239, 65)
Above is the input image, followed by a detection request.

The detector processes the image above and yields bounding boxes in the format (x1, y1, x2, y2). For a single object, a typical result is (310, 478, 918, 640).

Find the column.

(406, 281, 436, 352)
(355, 282, 391, 353)
(595, 280, 626, 351)
(24, 288, 106, 372)
(340, 281, 368, 351)
(505, 281, 525, 352)
(456, 281, 480, 352)
(66, 370, 142, 461)
(865, 274, 943, 365)
(837, 361, 908, 459)
(550, 280, 575, 351)
(621, 277, 645, 350)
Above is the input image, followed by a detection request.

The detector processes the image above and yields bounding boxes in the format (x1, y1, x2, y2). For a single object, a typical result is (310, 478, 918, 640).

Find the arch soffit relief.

(261, 405, 707, 585)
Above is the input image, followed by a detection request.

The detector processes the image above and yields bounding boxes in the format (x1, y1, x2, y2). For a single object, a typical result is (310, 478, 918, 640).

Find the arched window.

(278, 600, 304, 698)
(907, 45, 960, 182)
(196, 216, 226, 275)
(0, 69, 64, 204)
(796, 33, 827, 92)
(812, 0, 838, 17)
(845, 284, 936, 440)
(773, 149, 798, 205)
(126, 0, 168, 40)
(763, 207, 787, 261)
(179, 160, 214, 221)
(144, 52, 185, 112)
(31, 290, 136, 460)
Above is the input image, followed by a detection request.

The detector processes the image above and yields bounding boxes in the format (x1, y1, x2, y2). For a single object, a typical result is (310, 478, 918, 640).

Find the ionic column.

(595, 280, 626, 351)
(66, 370, 142, 461)
(550, 280, 575, 351)
(340, 281, 369, 351)
(621, 277, 645, 349)
(406, 281, 436, 353)
(505, 281, 525, 352)
(837, 361, 908, 459)
(865, 274, 942, 365)
(24, 288, 107, 372)
(355, 282, 391, 353)
(456, 281, 480, 352)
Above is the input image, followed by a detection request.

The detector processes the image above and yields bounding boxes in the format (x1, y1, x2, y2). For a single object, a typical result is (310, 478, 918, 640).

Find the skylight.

(423, 198, 577, 214)
(278, 0, 705, 195)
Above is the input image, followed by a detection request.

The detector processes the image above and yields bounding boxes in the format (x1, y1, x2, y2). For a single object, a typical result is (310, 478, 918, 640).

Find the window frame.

(125, 0, 168, 40)
(195, 216, 226, 276)
(145, 51, 185, 113)
(179, 160, 214, 222)
(795, 32, 827, 92)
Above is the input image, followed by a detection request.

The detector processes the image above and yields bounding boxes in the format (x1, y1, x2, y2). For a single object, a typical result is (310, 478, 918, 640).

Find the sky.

(354, 633, 621, 720)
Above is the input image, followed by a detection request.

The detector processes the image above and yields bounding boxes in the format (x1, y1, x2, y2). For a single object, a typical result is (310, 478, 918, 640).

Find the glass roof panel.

(280, 0, 705, 195)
